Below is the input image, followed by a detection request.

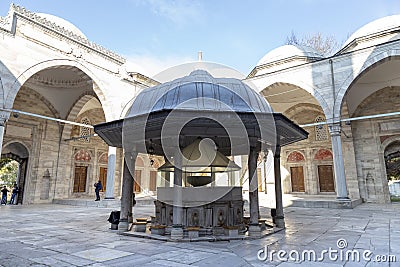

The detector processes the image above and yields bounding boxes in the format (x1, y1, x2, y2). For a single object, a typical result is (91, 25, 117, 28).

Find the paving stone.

(0, 203, 400, 266)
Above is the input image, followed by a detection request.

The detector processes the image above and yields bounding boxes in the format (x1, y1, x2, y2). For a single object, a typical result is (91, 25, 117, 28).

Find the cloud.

(138, 0, 204, 26)
(124, 53, 193, 77)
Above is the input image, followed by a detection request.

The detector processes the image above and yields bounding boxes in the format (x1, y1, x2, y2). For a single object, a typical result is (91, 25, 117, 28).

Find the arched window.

(80, 117, 91, 142)
(315, 115, 328, 141)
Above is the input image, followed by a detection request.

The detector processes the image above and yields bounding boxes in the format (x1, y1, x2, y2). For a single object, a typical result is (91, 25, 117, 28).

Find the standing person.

(94, 180, 102, 201)
(9, 184, 19, 205)
(1, 186, 9, 205)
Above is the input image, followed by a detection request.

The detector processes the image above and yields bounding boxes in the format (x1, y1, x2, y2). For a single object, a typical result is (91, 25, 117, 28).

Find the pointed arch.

(61, 91, 103, 141)
(335, 49, 400, 118)
(5, 59, 110, 120)
(257, 81, 331, 117)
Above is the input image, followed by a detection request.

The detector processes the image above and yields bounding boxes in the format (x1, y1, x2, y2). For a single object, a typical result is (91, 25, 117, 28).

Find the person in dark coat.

(9, 184, 19, 205)
(94, 180, 102, 201)
(1, 186, 9, 205)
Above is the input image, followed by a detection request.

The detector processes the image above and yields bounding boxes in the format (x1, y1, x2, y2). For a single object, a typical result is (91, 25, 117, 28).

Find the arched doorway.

(314, 149, 335, 193)
(384, 140, 400, 201)
(4, 64, 110, 202)
(1, 142, 29, 204)
(286, 151, 306, 193)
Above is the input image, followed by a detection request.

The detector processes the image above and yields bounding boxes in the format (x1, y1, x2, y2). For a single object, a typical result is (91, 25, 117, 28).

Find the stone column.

(105, 146, 117, 199)
(248, 147, 261, 236)
(171, 152, 183, 240)
(328, 123, 349, 200)
(0, 111, 10, 156)
(274, 145, 285, 228)
(119, 152, 137, 232)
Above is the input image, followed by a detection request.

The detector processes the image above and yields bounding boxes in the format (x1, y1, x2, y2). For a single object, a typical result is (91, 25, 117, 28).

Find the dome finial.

(198, 51, 203, 61)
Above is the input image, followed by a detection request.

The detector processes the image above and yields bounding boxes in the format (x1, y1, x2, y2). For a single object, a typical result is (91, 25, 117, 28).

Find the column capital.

(328, 123, 341, 136)
(0, 111, 11, 126)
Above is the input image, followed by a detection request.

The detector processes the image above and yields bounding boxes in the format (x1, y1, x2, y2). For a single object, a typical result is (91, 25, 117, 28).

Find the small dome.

(256, 44, 323, 66)
(127, 69, 272, 118)
(153, 61, 245, 83)
(37, 13, 87, 39)
(343, 15, 400, 48)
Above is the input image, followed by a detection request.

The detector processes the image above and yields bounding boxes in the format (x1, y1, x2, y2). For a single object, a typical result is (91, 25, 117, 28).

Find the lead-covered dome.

(127, 69, 272, 118)
(37, 13, 87, 39)
(342, 15, 400, 48)
(256, 44, 323, 66)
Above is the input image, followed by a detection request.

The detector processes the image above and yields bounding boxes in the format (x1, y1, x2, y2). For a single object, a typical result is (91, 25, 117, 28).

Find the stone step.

(53, 196, 156, 208)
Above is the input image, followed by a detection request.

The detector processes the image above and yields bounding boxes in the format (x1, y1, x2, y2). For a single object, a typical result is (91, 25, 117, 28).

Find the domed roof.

(127, 69, 272, 118)
(37, 13, 87, 39)
(343, 15, 400, 48)
(256, 44, 323, 66)
(153, 61, 245, 83)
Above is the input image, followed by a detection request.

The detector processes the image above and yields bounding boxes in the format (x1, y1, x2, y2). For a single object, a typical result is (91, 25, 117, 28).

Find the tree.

(0, 159, 19, 188)
(286, 31, 340, 56)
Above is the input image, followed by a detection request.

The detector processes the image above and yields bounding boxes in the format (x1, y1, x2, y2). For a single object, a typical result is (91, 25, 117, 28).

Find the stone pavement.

(0, 203, 399, 267)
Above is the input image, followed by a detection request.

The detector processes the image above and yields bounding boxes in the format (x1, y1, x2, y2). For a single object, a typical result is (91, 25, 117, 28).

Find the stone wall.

(350, 86, 400, 203)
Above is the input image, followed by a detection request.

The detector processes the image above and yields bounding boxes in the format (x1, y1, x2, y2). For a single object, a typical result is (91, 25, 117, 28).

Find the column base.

(170, 225, 184, 240)
(118, 219, 129, 232)
(336, 196, 351, 201)
(248, 224, 261, 237)
(275, 217, 285, 228)
(104, 197, 115, 200)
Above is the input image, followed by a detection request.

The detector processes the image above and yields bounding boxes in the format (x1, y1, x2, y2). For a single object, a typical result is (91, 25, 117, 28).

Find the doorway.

(99, 167, 107, 192)
(73, 166, 87, 193)
(1, 142, 29, 204)
(290, 166, 305, 192)
(318, 165, 335, 192)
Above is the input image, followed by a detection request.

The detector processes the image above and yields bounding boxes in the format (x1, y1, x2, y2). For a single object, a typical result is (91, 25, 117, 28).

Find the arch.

(73, 149, 92, 162)
(257, 81, 331, 117)
(287, 151, 305, 162)
(335, 49, 400, 117)
(314, 149, 333, 161)
(0, 59, 17, 108)
(98, 152, 108, 165)
(61, 91, 103, 141)
(284, 103, 326, 119)
(5, 59, 110, 120)
(1, 141, 30, 204)
(13, 86, 61, 119)
(136, 156, 145, 168)
(381, 135, 400, 152)
(1, 141, 30, 159)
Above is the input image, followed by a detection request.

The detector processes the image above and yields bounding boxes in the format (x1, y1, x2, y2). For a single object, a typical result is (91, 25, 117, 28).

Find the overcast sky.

(1, 0, 400, 77)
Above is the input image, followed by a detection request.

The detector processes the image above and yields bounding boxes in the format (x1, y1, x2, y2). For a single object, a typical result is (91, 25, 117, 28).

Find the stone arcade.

(1, 4, 400, 214)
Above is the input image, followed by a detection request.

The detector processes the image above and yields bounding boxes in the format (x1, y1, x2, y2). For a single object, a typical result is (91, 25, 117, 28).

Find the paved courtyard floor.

(0, 203, 399, 267)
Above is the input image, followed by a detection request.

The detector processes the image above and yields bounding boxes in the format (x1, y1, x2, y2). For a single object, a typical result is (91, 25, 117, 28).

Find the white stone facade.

(1, 5, 399, 204)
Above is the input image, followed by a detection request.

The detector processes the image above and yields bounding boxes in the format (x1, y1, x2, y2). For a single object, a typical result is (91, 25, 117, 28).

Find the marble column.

(105, 146, 117, 199)
(274, 145, 285, 228)
(328, 123, 349, 200)
(248, 147, 261, 236)
(0, 111, 10, 156)
(171, 152, 183, 240)
(119, 152, 137, 232)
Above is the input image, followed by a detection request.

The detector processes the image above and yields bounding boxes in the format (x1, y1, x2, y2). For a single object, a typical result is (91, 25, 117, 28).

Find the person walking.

(9, 184, 19, 205)
(94, 180, 102, 201)
(1, 186, 9, 205)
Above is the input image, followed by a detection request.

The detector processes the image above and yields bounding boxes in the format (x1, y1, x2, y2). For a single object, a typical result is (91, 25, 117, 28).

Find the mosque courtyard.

(0, 202, 398, 267)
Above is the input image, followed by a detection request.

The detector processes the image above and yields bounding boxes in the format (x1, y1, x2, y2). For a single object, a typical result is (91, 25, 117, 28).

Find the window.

(315, 115, 328, 141)
(80, 117, 91, 142)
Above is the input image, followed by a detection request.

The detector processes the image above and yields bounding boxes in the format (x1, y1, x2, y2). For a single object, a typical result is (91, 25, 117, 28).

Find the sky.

(1, 0, 400, 77)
